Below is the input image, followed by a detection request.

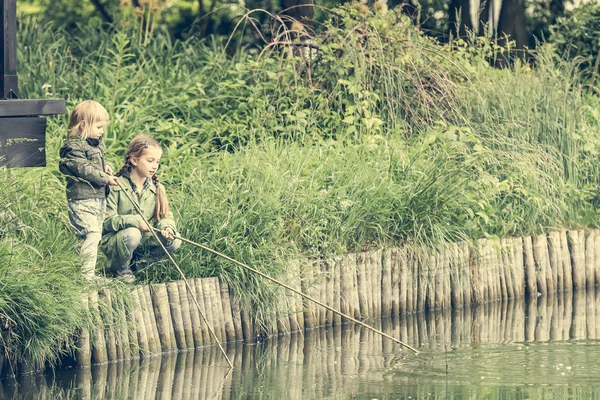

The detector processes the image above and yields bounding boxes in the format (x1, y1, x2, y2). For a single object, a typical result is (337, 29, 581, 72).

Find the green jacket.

(102, 173, 177, 238)
(59, 137, 111, 201)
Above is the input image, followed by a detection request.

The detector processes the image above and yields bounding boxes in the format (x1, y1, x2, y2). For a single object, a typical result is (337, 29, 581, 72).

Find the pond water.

(3, 289, 600, 399)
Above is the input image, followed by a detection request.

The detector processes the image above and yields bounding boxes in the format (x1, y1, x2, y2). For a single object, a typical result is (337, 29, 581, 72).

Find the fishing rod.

(150, 227, 420, 354)
(115, 180, 234, 369)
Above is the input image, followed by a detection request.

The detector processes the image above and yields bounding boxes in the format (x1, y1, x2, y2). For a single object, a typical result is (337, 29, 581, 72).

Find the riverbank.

(3, 228, 592, 370)
(3, 5, 600, 371)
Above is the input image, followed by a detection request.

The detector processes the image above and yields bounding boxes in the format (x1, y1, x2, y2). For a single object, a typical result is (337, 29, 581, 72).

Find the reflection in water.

(3, 290, 600, 399)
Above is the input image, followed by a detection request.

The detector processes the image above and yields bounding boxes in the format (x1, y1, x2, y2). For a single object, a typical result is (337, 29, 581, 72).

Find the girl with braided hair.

(100, 134, 180, 282)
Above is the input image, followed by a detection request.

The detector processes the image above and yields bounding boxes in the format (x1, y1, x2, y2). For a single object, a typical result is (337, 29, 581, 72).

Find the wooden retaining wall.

(74, 228, 600, 366)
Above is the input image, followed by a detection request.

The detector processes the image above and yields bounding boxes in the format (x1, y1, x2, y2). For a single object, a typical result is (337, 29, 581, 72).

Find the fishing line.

(151, 226, 419, 354)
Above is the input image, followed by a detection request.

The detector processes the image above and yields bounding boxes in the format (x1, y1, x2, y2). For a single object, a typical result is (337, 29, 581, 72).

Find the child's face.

(132, 145, 162, 179)
(87, 119, 108, 139)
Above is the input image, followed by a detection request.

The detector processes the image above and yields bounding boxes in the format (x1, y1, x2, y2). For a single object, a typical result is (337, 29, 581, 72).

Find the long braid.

(152, 174, 170, 222)
(116, 158, 131, 177)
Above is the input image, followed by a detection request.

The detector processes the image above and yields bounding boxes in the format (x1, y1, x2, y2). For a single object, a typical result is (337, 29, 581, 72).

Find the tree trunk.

(497, 0, 530, 50)
(280, 0, 314, 38)
(448, 0, 473, 38)
(89, 0, 113, 24)
(477, 0, 491, 36)
(549, 0, 565, 26)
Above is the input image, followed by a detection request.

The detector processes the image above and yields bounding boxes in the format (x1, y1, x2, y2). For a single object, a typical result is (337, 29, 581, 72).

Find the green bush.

(549, 2, 600, 85)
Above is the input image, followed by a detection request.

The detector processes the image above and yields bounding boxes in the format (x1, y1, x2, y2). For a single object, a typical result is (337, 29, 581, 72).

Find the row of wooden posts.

(76, 229, 600, 366)
(6, 288, 600, 398)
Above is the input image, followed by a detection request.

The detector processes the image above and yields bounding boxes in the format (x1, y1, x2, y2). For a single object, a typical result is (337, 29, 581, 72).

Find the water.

(3, 290, 600, 399)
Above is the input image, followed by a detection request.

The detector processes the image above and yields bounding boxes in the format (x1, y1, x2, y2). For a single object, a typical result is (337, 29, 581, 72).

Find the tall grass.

(2, 4, 600, 357)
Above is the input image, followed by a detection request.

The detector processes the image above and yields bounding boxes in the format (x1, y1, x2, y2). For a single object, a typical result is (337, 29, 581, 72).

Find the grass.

(2, 4, 600, 367)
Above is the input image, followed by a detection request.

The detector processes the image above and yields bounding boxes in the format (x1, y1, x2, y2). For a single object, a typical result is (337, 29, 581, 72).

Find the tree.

(497, 0, 530, 50)
(280, 0, 314, 38)
(448, 0, 474, 38)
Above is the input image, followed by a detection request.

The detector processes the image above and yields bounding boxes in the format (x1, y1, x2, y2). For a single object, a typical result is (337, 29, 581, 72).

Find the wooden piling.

(511, 238, 525, 299)
(585, 230, 595, 288)
(475, 239, 487, 303)
(356, 252, 369, 319)
(89, 291, 108, 364)
(142, 285, 162, 354)
(532, 234, 549, 296)
(381, 248, 392, 317)
(449, 243, 461, 307)
(302, 263, 317, 330)
(193, 279, 211, 345)
(492, 242, 506, 302)
(138, 286, 161, 355)
(426, 253, 436, 311)
(559, 230, 573, 292)
(399, 247, 409, 314)
(568, 230, 586, 291)
(390, 248, 400, 316)
(166, 281, 186, 350)
(339, 255, 351, 318)
(176, 280, 195, 350)
(150, 283, 176, 353)
(461, 242, 472, 307)
(333, 257, 342, 326)
(76, 293, 92, 367)
(411, 247, 420, 312)
(207, 277, 227, 342)
(547, 231, 563, 293)
(130, 288, 150, 357)
(325, 261, 335, 326)
(115, 295, 131, 360)
(125, 294, 140, 359)
(228, 283, 244, 339)
(500, 240, 514, 300)
(416, 251, 427, 311)
(371, 249, 383, 317)
(99, 289, 118, 362)
(186, 281, 204, 348)
(594, 230, 600, 288)
(523, 236, 537, 297)
(219, 279, 238, 342)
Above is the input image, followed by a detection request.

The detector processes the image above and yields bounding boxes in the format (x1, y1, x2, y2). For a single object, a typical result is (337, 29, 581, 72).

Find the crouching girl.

(101, 134, 180, 282)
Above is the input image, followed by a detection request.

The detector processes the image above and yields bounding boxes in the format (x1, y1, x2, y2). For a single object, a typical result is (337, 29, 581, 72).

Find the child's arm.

(59, 142, 110, 187)
(103, 186, 145, 233)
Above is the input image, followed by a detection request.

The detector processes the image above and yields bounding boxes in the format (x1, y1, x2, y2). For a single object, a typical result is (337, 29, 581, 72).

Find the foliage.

(549, 1, 600, 86)
(0, 170, 85, 369)
(3, 3, 600, 362)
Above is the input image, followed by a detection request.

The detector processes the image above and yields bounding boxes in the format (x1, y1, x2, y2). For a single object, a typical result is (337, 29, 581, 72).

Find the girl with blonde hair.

(59, 100, 119, 280)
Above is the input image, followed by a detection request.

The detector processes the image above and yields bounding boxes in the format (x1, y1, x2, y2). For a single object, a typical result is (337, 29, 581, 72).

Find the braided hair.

(118, 134, 170, 222)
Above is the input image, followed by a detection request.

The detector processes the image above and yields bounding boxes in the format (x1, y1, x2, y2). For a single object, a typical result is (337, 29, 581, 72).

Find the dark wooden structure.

(0, 0, 65, 168)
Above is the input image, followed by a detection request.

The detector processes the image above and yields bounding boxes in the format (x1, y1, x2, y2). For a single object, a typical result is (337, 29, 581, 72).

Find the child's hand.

(105, 164, 114, 175)
(139, 221, 151, 232)
(161, 227, 175, 240)
(107, 176, 119, 186)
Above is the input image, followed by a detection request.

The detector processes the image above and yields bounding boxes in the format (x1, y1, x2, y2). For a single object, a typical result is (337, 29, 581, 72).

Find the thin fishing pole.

(151, 227, 420, 354)
(115, 180, 233, 368)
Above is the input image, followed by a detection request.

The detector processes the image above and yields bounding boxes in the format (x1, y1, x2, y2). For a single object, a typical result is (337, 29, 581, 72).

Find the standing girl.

(100, 134, 180, 282)
(59, 100, 118, 280)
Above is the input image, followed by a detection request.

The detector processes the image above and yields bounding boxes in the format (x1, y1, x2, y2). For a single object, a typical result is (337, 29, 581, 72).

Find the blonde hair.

(117, 134, 171, 222)
(67, 100, 109, 139)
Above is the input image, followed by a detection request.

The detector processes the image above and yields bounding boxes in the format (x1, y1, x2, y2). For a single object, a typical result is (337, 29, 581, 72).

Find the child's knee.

(84, 232, 102, 245)
(122, 227, 143, 250)
(166, 238, 181, 252)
